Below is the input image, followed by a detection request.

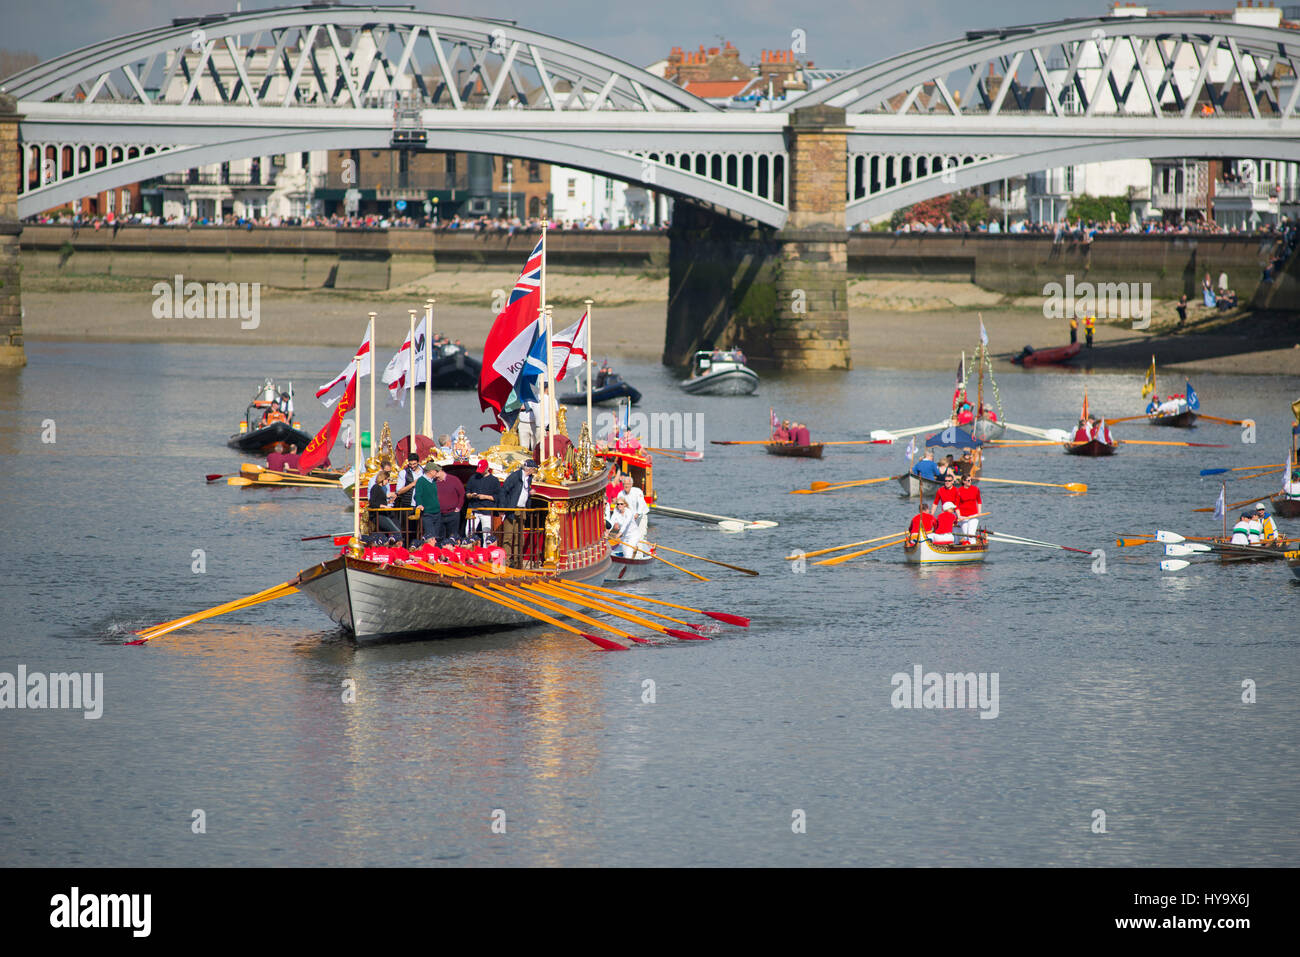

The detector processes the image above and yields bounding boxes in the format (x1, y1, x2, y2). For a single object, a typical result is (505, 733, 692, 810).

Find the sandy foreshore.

(21, 275, 1300, 375)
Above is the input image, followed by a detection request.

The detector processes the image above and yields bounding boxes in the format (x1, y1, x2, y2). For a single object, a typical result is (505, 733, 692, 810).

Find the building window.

(529, 196, 540, 217)
(529, 161, 541, 183)
(605, 180, 614, 202)
(567, 178, 576, 199)
(1064, 165, 1075, 193)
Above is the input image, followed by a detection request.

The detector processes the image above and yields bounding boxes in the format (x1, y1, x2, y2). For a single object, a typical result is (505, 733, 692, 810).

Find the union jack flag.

(479, 237, 546, 428)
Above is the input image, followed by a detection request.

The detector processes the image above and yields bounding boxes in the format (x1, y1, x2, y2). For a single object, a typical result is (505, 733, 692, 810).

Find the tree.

(1067, 194, 1131, 224)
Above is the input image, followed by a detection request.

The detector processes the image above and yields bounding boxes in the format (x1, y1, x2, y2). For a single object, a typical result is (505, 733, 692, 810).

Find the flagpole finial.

(367, 311, 376, 318)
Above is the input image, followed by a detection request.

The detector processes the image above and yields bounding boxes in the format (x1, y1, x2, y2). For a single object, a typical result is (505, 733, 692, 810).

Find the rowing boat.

(766, 442, 823, 459)
(1011, 342, 1081, 367)
(1209, 540, 1291, 564)
(903, 533, 989, 565)
(1269, 492, 1300, 518)
(299, 455, 615, 643)
(1286, 548, 1300, 580)
(896, 471, 943, 498)
(1064, 437, 1117, 456)
(1148, 405, 1198, 428)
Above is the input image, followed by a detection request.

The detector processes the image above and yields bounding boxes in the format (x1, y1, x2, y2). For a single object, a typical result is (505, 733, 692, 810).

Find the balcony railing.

(323, 171, 471, 192)
(160, 172, 274, 187)
(1215, 180, 1275, 200)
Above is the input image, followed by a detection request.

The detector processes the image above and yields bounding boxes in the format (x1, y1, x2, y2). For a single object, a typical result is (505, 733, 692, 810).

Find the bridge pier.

(0, 94, 25, 368)
(664, 106, 850, 370)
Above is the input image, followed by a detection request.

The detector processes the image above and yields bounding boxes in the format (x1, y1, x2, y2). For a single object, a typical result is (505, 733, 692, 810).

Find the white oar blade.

(1164, 543, 1209, 556)
(747, 520, 778, 529)
(1043, 428, 1071, 442)
(1160, 559, 1191, 572)
(718, 520, 745, 533)
(1002, 421, 1052, 438)
(1155, 530, 1185, 544)
(684, 451, 704, 461)
(870, 430, 896, 442)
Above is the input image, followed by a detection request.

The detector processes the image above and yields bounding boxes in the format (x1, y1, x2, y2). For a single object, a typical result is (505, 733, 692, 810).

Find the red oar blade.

(666, 628, 710, 641)
(583, 634, 628, 651)
(123, 637, 147, 646)
(705, 611, 751, 627)
(624, 633, 653, 645)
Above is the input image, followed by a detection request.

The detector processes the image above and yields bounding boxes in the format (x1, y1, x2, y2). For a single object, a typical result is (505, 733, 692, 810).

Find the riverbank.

(22, 277, 1300, 374)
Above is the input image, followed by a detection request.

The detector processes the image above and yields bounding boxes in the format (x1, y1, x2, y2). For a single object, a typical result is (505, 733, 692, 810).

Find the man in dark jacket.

(367, 468, 401, 538)
(465, 459, 502, 542)
(499, 459, 538, 558)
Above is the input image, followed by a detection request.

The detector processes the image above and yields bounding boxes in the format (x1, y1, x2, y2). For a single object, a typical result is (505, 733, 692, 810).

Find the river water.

(1, 340, 1297, 866)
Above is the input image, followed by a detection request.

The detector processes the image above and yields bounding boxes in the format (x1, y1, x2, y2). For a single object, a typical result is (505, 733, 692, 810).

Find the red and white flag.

(479, 237, 544, 428)
(383, 317, 427, 404)
(300, 368, 357, 472)
(316, 328, 372, 408)
(551, 310, 588, 381)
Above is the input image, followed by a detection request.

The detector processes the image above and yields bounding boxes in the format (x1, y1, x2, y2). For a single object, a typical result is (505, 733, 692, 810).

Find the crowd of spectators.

(878, 217, 1297, 239)
(22, 210, 667, 233)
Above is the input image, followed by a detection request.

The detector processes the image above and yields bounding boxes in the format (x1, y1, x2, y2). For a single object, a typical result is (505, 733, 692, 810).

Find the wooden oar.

(538, 585, 697, 627)
(814, 538, 905, 566)
(128, 581, 299, 643)
(1117, 439, 1228, 448)
(647, 542, 759, 576)
(227, 476, 257, 486)
(558, 580, 750, 626)
(1235, 467, 1282, 481)
(978, 477, 1088, 493)
(649, 503, 776, 528)
(519, 581, 704, 641)
(205, 472, 237, 483)
(611, 539, 709, 581)
(1200, 463, 1282, 476)
(1196, 413, 1253, 426)
(301, 533, 347, 542)
(817, 440, 893, 446)
(710, 440, 773, 445)
(785, 531, 905, 560)
(442, 579, 625, 650)
(792, 476, 894, 494)
(241, 466, 339, 485)
(1116, 536, 1156, 547)
(984, 531, 1093, 555)
(1192, 492, 1274, 512)
(1100, 414, 1149, 425)
(486, 582, 655, 644)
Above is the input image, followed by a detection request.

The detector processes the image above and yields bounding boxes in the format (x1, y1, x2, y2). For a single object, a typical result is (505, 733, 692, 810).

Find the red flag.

(299, 370, 356, 472)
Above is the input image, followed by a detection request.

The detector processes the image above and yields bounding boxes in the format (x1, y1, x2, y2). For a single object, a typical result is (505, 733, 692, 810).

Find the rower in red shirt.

(906, 504, 936, 545)
(932, 472, 960, 512)
(931, 501, 958, 543)
(955, 473, 982, 540)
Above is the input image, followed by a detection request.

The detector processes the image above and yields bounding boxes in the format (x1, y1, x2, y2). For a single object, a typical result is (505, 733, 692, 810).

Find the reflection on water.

(0, 342, 1297, 865)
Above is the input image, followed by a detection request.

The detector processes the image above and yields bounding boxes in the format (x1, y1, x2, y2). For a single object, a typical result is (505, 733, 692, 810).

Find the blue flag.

(1186, 381, 1200, 411)
(514, 321, 549, 405)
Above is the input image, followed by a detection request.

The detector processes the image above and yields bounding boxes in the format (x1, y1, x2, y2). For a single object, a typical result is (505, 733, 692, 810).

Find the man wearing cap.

(500, 459, 538, 558)
(609, 495, 646, 557)
(931, 501, 958, 544)
(465, 459, 502, 542)
(1229, 511, 1257, 545)
(1255, 504, 1280, 543)
(390, 452, 424, 545)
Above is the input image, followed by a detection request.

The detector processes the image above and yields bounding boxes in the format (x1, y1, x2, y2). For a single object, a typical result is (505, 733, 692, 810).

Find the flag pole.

(584, 298, 594, 442)
(423, 298, 434, 439)
(407, 308, 416, 454)
(1222, 481, 1227, 540)
(540, 224, 551, 462)
(544, 303, 557, 463)
(354, 316, 370, 543)
(367, 312, 376, 464)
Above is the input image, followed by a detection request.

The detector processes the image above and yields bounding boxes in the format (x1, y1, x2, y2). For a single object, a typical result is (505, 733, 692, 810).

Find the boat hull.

(295, 554, 612, 643)
(1148, 409, 1197, 427)
(766, 442, 823, 458)
(428, 349, 482, 390)
(903, 536, 988, 564)
(228, 422, 313, 454)
(1064, 439, 1117, 457)
(1286, 549, 1300, 580)
(1211, 541, 1291, 564)
(896, 471, 942, 498)
(1012, 342, 1082, 367)
(560, 378, 641, 406)
(610, 553, 653, 580)
(1270, 493, 1300, 518)
(680, 366, 759, 396)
